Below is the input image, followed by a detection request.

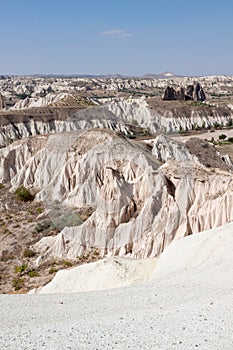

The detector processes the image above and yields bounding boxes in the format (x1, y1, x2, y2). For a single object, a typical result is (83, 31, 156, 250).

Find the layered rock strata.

(1, 130, 232, 262)
(0, 106, 130, 147)
(102, 97, 232, 133)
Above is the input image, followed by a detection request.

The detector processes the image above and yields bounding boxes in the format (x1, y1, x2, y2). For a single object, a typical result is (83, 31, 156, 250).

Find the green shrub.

(52, 213, 83, 231)
(219, 134, 227, 140)
(63, 260, 73, 267)
(14, 187, 34, 202)
(0, 183, 4, 189)
(126, 134, 136, 139)
(49, 267, 58, 274)
(15, 264, 28, 274)
(12, 277, 24, 291)
(36, 207, 43, 214)
(28, 270, 39, 278)
(228, 137, 233, 143)
(16, 93, 30, 100)
(213, 122, 221, 129)
(34, 220, 55, 233)
(23, 249, 36, 258)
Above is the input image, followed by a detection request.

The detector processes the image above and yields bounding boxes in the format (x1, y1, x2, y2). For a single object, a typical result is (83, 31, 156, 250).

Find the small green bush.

(36, 207, 43, 214)
(213, 122, 221, 129)
(0, 183, 4, 189)
(53, 213, 83, 231)
(126, 134, 136, 139)
(23, 249, 36, 258)
(12, 277, 24, 291)
(28, 270, 39, 278)
(49, 267, 58, 274)
(63, 260, 73, 267)
(219, 134, 227, 140)
(14, 187, 34, 202)
(16, 93, 30, 100)
(15, 264, 28, 274)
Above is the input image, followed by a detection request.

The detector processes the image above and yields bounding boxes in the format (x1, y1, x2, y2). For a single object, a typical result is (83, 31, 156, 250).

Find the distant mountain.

(4, 72, 182, 79)
(143, 71, 180, 79)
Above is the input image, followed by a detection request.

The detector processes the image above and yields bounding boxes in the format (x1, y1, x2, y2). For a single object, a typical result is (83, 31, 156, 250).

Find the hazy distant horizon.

(1, 71, 233, 78)
(1, 0, 233, 77)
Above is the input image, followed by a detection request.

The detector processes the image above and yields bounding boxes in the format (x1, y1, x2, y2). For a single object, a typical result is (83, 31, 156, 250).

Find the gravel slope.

(1, 223, 233, 350)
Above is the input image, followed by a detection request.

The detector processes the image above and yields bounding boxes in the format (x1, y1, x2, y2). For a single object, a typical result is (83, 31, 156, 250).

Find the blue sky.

(1, 0, 233, 76)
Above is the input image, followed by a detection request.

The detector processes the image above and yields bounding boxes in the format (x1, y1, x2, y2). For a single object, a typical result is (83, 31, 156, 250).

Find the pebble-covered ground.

(1, 266, 233, 350)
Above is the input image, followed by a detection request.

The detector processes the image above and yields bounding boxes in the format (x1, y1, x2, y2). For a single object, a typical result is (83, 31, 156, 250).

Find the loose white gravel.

(1, 278, 233, 350)
(1, 223, 233, 350)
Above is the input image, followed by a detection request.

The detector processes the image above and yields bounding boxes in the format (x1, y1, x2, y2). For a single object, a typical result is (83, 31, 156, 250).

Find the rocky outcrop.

(152, 134, 230, 171)
(0, 106, 130, 147)
(102, 97, 232, 133)
(186, 137, 229, 170)
(152, 134, 197, 163)
(162, 82, 206, 101)
(187, 82, 206, 101)
(1, 130, 232, 262)
(32, 220, 233, 294)
(34, 160, 233, 260)
(9, 93, 67, 110)
(162, 86, 177, 101)
(0, 136, 48, 183)
(0, 93, 5, 109)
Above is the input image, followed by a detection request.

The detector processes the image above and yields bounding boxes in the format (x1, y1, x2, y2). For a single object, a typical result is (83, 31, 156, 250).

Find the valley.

(0, 74, 233, 294)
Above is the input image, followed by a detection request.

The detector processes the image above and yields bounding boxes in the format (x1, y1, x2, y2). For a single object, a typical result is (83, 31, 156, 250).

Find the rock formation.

(1, 130, 232, 263)
(102, 96, 232, 133)
(153, 134, 229, 171)
(162, 86, 176, 101)
(0, 93, 5, 109)
(152, 134, 197, 163)
(0, 105, 131, 147)
(162, 82, 206, 101)
(31, 220, 233, 294)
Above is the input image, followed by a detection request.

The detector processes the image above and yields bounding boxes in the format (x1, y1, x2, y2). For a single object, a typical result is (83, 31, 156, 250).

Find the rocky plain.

(0, 73, 233, 349)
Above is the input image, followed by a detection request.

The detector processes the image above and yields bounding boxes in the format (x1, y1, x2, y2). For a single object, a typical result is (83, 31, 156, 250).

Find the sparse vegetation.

(28, 270, 39, 278)
(53, 212, 83, 231)
(190, 101, 205, 107)
(131, 119, 138, 126)
(36, 207, 43, 214)
(226, 119, 233, 128)
(126, 134, 136, 139)
(14, 186, 34, 202)
(34, 220, 55, 234)
(63, 260, 73, 267)
(15, 264, 28, 274)
(76, 249, 101, 263)
(12, 277, 24, 291)
(213, 122, 221, 129)
(23, 249, 36, 258)
(49, 267, 58, 274)
(16, 93, 31, 100)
